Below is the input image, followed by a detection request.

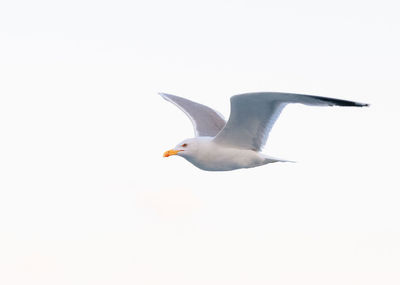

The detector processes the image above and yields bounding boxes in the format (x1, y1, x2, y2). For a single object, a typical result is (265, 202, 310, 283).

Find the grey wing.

(213, 92, 369, 151)
(159, 93, 226, 137)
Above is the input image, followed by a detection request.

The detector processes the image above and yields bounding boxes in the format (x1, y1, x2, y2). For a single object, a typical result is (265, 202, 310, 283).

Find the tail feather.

(264, 155, 296, 164)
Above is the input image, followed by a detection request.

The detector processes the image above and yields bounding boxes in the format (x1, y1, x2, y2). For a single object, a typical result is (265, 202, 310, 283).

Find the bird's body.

(176, 137, 271, 171)
(161, 92, 368, 171)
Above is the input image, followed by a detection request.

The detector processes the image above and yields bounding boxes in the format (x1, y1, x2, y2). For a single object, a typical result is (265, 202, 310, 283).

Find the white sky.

(1, 0, 400, 284)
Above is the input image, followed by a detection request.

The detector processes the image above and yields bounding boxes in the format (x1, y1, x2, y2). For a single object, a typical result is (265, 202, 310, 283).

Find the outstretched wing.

(213, 92, 368, 151)
(159, 93, 226, 137)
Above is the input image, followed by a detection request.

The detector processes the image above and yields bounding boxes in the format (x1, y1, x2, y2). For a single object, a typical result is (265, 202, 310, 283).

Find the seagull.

(161, 92, 368, 171)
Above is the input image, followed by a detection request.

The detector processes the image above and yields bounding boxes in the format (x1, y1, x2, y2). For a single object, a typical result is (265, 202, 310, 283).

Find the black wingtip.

(309, 95, 369, 107)
(348, 101, 370, 107)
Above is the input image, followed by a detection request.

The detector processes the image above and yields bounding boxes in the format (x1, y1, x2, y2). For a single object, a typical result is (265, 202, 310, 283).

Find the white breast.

(185, 139, 266, 171)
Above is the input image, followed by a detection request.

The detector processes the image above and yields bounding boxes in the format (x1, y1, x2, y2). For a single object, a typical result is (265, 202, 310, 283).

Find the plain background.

(1, 0, 399, 284)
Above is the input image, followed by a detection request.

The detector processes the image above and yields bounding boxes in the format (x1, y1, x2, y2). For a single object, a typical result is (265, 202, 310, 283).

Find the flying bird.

(161, 92, 368, 171)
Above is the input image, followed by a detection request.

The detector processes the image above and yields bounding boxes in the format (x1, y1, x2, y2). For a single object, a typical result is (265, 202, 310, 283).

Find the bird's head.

(163, 138, 198, 159)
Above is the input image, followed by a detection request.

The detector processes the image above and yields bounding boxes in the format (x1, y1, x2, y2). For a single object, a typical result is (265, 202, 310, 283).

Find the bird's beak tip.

(163, 149, 180, 157)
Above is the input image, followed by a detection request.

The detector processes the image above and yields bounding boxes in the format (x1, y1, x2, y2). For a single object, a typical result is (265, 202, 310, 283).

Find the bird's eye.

(182, 143, 187, 147)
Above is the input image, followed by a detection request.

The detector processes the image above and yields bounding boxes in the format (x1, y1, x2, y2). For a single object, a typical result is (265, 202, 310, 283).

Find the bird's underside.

(160, 92, 368, 171)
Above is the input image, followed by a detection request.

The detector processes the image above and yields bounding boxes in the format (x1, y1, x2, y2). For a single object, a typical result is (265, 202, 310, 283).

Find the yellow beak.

(163, 149, 181, 157)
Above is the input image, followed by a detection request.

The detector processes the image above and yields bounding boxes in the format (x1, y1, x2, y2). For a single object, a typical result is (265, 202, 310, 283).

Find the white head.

(163, 138, 199, 159)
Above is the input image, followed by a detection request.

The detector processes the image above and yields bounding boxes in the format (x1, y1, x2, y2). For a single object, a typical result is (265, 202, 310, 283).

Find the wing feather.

(213, 92, 368, 151)
(159, 93, 226, 137)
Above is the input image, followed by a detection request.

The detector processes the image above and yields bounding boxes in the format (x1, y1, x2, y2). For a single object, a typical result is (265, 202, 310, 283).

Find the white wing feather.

(159, 93, 226, 137)
(213, 92, 368, 151)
